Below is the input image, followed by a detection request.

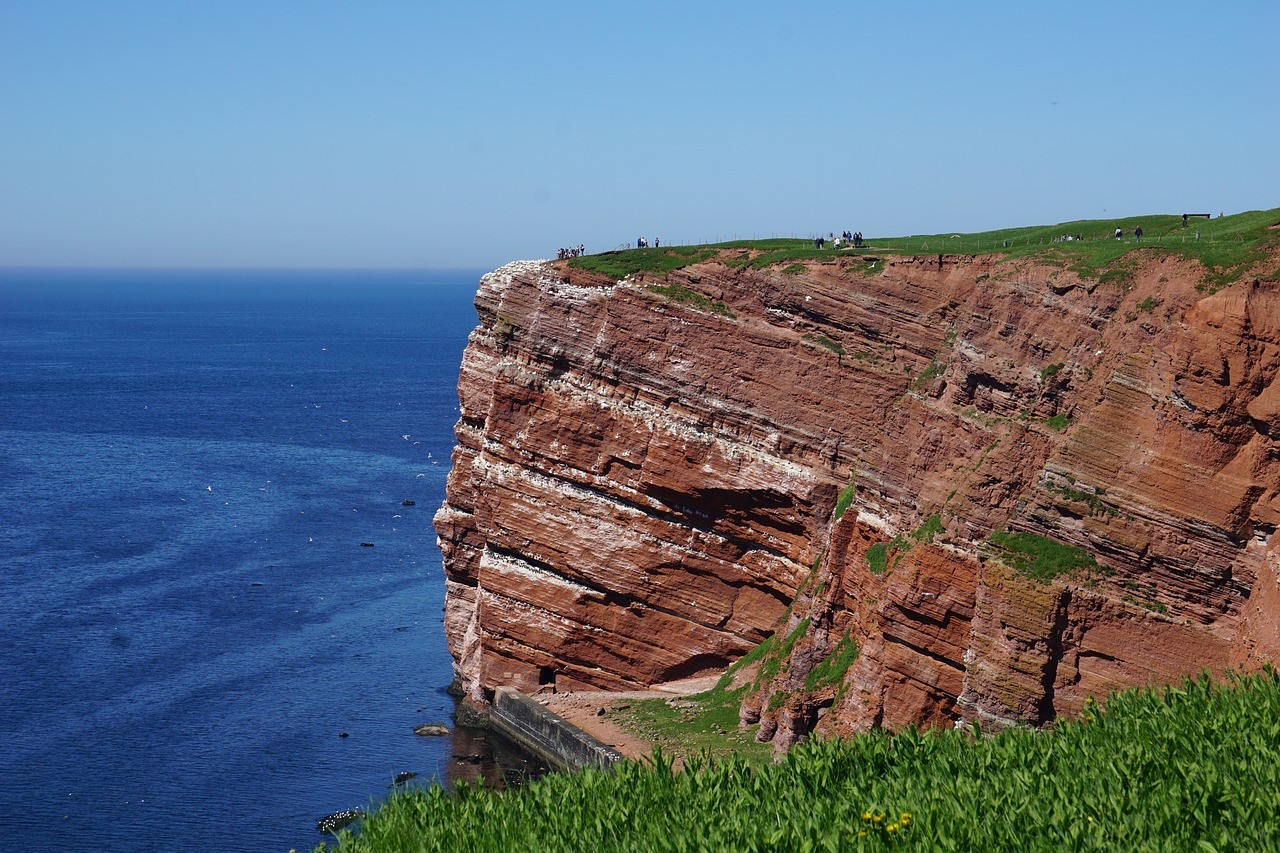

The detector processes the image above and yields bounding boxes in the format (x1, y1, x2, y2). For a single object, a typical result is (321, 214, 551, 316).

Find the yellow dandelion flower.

(862, 811, 872, 822)
(857, 831, 867, 839)
(887, 824, 899, 833)
(900, 812, 912, 822)
(874, 813, 884, 823)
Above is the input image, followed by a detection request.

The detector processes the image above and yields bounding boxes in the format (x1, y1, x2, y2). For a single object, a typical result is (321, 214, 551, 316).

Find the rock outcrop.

(435, 242, 1280, 744)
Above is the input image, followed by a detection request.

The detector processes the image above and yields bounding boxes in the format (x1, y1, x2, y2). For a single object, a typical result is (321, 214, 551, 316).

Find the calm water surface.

(0, 269, 531, 851)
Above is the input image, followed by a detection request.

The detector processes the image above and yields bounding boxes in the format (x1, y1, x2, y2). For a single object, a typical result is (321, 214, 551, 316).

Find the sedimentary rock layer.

(436, 247, 1280, 740)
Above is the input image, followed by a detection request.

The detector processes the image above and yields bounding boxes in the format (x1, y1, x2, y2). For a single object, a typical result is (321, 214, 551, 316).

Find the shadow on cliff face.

(645, 484, 808, 537)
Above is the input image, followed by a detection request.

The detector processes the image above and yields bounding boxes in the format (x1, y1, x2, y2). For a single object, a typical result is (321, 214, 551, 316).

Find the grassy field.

(608, 684, 773, 766)
(317, 670, 1280, 851)
(568, 208, 1280, 288)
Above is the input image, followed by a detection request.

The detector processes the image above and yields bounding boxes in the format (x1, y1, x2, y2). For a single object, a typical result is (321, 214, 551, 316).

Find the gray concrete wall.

(490, 687, 623, 771)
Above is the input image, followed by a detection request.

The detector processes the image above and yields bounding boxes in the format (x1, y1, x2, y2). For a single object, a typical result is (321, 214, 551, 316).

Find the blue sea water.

(0, 269, 516, 851)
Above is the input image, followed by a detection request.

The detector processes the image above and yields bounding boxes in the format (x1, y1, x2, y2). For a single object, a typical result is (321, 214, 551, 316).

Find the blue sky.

(1, 1, 1276, 269)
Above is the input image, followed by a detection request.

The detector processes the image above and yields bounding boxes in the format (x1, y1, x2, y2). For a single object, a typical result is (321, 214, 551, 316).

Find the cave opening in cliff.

(538, 666, 556, 689)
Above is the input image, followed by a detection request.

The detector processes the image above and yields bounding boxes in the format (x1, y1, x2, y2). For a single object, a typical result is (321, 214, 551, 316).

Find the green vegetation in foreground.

(317, 671, 1280, 852)
(643, 283, 734, 318)
(987, 529, 1098, 581)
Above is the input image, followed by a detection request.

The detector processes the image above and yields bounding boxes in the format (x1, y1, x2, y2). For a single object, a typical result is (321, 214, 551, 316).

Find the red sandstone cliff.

(435, 242, 1280, 745)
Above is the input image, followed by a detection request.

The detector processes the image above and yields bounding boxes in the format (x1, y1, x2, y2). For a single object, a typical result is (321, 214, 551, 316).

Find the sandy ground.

(535, 675, 722, 760)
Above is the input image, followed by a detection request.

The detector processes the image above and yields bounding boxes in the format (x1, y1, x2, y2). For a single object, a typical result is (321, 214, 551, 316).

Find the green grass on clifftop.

(867, 207, 1280, 286)
(567, 245, 716, 279)
(318, 670, 1280, 852)
(567, 208, 1280, 285)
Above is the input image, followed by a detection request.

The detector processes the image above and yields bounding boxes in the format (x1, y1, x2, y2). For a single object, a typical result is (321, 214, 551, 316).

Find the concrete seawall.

(490, 687, 623, 771)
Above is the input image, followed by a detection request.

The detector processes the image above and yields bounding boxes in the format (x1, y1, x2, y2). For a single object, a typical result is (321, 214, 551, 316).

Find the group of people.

(1054, 234, 1085, 242)
(636, 237, 659, 248)
(812, 231, 864, 249)
(1114, 227, 1143, 241)
(556, 244, 586, 259)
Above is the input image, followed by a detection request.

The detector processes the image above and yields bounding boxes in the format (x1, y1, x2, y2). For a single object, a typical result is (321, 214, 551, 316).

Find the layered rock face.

(435, 248, 1280, 742)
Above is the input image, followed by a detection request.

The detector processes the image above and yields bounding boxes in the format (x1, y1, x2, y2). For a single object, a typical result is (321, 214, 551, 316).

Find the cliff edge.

(436, 218, 1280, 746)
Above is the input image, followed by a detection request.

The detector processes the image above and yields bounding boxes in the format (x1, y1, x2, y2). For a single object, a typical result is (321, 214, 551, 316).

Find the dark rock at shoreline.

(413, 722, 450, 737)
(316, 808, 363, 834)
(402, 499, 416, 506)
(452, 697, 490, 729)
(393, 771, 418, 785)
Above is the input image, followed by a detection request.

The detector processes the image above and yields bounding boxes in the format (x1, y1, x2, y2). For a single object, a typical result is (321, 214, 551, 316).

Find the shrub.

(911, 361, 944, 390)
(1043, 413, 1071, 431)
(833, 474, 856, 520)
(804, 632, 859, 692)
(802, 332, 844, 355)
(1040, 362, 1064, 381)
(320, 671, 1280, 853)
(644, 283, 734, 318)
(986, 529, 1098, 581)
(912, 514, 943, 544)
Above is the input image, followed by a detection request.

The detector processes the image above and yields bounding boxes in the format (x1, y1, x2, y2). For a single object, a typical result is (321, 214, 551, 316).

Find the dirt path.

(536, 675, 721, 761)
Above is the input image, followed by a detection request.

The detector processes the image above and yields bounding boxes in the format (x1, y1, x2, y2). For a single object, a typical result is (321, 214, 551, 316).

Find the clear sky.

(2, 1, 1276, 270)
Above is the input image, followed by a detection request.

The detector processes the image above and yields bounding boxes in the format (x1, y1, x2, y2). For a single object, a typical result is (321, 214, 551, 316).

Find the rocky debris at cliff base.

(392, 771, 418, 785)
(413, 722, 450, 736)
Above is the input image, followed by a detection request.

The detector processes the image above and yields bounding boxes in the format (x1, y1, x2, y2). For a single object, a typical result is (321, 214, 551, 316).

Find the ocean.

(0, 268, 532, 851)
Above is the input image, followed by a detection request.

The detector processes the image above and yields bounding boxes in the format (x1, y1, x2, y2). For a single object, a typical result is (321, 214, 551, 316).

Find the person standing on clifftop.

(1115, 227, 1123, 240)
(1135, 225, 1143, 241)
